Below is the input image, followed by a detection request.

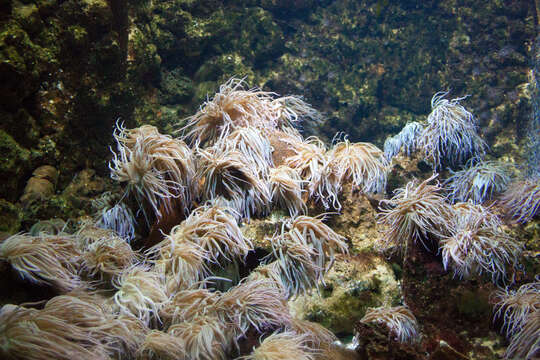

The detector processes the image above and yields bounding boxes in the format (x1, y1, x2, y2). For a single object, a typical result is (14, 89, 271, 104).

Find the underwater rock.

(0, 130, 32, 200)
(21, 169, 113, 228)
(20, 165, 58, 204)
(354, 321, 426, 360)
(0, 199, 23, 233)
(328, 183, 380, 254)
(289, 254, 401, 335)
(401, 232, 502, 358)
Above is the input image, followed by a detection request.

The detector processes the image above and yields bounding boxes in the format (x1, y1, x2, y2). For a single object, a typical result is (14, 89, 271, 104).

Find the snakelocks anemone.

(4, 76, 530, 360)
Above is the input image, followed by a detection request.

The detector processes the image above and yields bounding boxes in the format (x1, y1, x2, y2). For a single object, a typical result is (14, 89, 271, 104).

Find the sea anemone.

(246, 261, 287, 292)
(240, 332, 315, 360)
(180, 78, 321, 146)
(0, 233, 83, 292)
(493, 281, 540, 337)
(272, 95, 323, 132)
(164, 204, 253, 264)
(136, 330, 186, 360)
(42, 292, 140, 357)
(0, 304, 109, 360)
(269, 231, 323, 298)
(505, 310, 539, 359)
(148, 232, 210, 294)
(267, 215, 348, 298)
(268, 129, 304, 166)
(160, 288, 220, 326)
(215, 279, 291, 336)
(326, 139, 387, 195)
(383, 121, 424, 161)
(110, 124, 196, 219)
(167, 313, 233, 360)
(219, 126, 274, 176)
(284, 136, 328, 198)
(269, 165, 307, 217)
(96, 202, 136, 243)
(377, 175, 454, 254)
(112, 265, 168, 325)
(440, 203, 522, 283)
(360, 305, 419, 344)
(287, 318, 337, 349)
(81, 235, 138, 280)
(197, 147, 271, 219)
(444, 160, 511, 204)
(288, 214, 348, 273)
(499, 177, 540, 223)
(419, 91, 487, 169)
(180, 78, 277, 145)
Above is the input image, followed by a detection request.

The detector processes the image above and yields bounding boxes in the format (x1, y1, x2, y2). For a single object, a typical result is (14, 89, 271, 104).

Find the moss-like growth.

(159, 68, 193, 104)
(455, 288, 491, 318)
(0, 199, 23, 233)
(0, 130, 31, 198)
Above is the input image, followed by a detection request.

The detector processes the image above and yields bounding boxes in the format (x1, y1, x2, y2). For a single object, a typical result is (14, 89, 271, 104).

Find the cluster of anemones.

(0, 79, 370, 360)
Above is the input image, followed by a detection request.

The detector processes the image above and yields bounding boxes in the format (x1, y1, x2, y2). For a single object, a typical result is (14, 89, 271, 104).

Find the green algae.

(0, 199, 23, 233)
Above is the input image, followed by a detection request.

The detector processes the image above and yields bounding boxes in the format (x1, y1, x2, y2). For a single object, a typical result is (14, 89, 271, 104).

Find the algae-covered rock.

(159, 67, 193, 104)
(328, 184, 380, 254)
(21, 169, 112, 228)
(0, 20, 57, 110)
(0, 130, 32, 199)
(20, 165, 58, 204)
(290, 254, 401, 335)
(0, 199, 23, 233)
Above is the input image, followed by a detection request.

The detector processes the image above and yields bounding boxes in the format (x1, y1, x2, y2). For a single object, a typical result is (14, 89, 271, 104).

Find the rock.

(20, 178, 54, 203)
(0, 199, 23, 233)
(289, 253, 401, 335)
(20, 165, 58, 204)
(0, 129, 31, 200)
(328, 183, 380, 254)
(32, 165, 58, 184)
